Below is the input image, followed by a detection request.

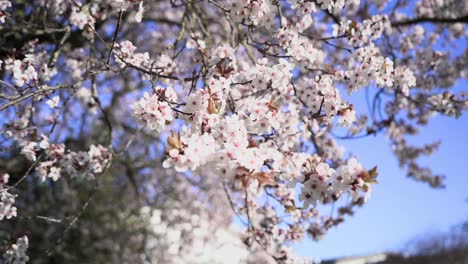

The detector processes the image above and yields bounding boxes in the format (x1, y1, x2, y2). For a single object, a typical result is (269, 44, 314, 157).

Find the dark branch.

(392, 15, 468, 26)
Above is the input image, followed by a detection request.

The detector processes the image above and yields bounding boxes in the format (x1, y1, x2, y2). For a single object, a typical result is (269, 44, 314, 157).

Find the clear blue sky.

(293, 80, 468, 260)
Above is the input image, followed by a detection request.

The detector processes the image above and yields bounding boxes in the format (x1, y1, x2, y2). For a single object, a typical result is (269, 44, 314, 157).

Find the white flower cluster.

(345, 44, 416, 94)
(276, 27, 326, 67)
(288, 0, 360, 14)
(296, 75, 357, 126)
(133, 86, 177, 133)
(242, 203, 314, 262)
(18, 134, 109, 182)
(163, 132, 217, 172)
(127, 37, 377, 217)
(316, 0, 360, 12)
(243, 58, 294, 94)
(333, 15, 391, 47)
(113, 41, 177, 81)
(114, 40, 150, 68)
(288, 0, 317, 16)
(3, 53, 56, 87)
(300, 158, 373, 208)
(11, 55, 37, 87)
(70, 5, 95, 30)
(240, 96, 283, 135)
(19, 134, 51, 162)
(0, 0, 11, 23)
(21, 138, 59, 182)
(36, 160, 62, 182)
(113, 0, 145, 22)
(130, 49, 373, 208)
(428, 94, 457, 115)
(62, 145, 111, 180)
(229, 0, 276, 27)
(3, 236, 29, 264)
(0, 174, 17, 221)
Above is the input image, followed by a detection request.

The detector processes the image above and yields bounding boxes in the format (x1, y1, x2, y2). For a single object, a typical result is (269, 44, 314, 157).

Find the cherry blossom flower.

(3, 236, 29, 264)
(38, 134, 50, 150)
(12, 55, 37, 87)
(0, 1, 11, 23)
(70, 6, 95, 30)
(133, 91, 175, 132)
(0, 174, 17, 221)
(135, 1, 145, 23)
(46, 96, 60, 109)
(20, 142, 37, 162)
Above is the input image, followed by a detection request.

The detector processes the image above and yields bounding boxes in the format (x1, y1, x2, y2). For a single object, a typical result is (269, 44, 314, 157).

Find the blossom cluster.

(18, 133, 109, 182)
(114, 0, 145, 22)
(0, 174, 17, 221)
(70, 6, 96, 30)
(3, 53, 56, 87)
(3, 236, 29, 264)
(276, 26, 325, 66)
(289, 0, 360, 14)
(60, 144, 111, 180)
(228, 0, 276, 27)
(113, 40, 177, 80)
(0, 1, 11, 23)
(131, 46, 376, 259)
(10, 55, 37, 87)
(333, 15, 391, 47)
(345, 44, 416, 94)
(133, 87, 177, 132)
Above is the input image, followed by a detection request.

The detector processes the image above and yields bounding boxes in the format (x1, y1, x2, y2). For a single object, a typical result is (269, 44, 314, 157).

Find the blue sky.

(294, 80, 468, 260)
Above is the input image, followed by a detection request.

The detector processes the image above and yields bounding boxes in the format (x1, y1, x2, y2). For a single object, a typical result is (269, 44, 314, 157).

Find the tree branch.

(392, 15, 468, 26)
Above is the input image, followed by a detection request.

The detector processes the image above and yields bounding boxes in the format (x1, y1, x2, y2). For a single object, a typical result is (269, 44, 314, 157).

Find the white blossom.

(3, 236, 29, 264)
